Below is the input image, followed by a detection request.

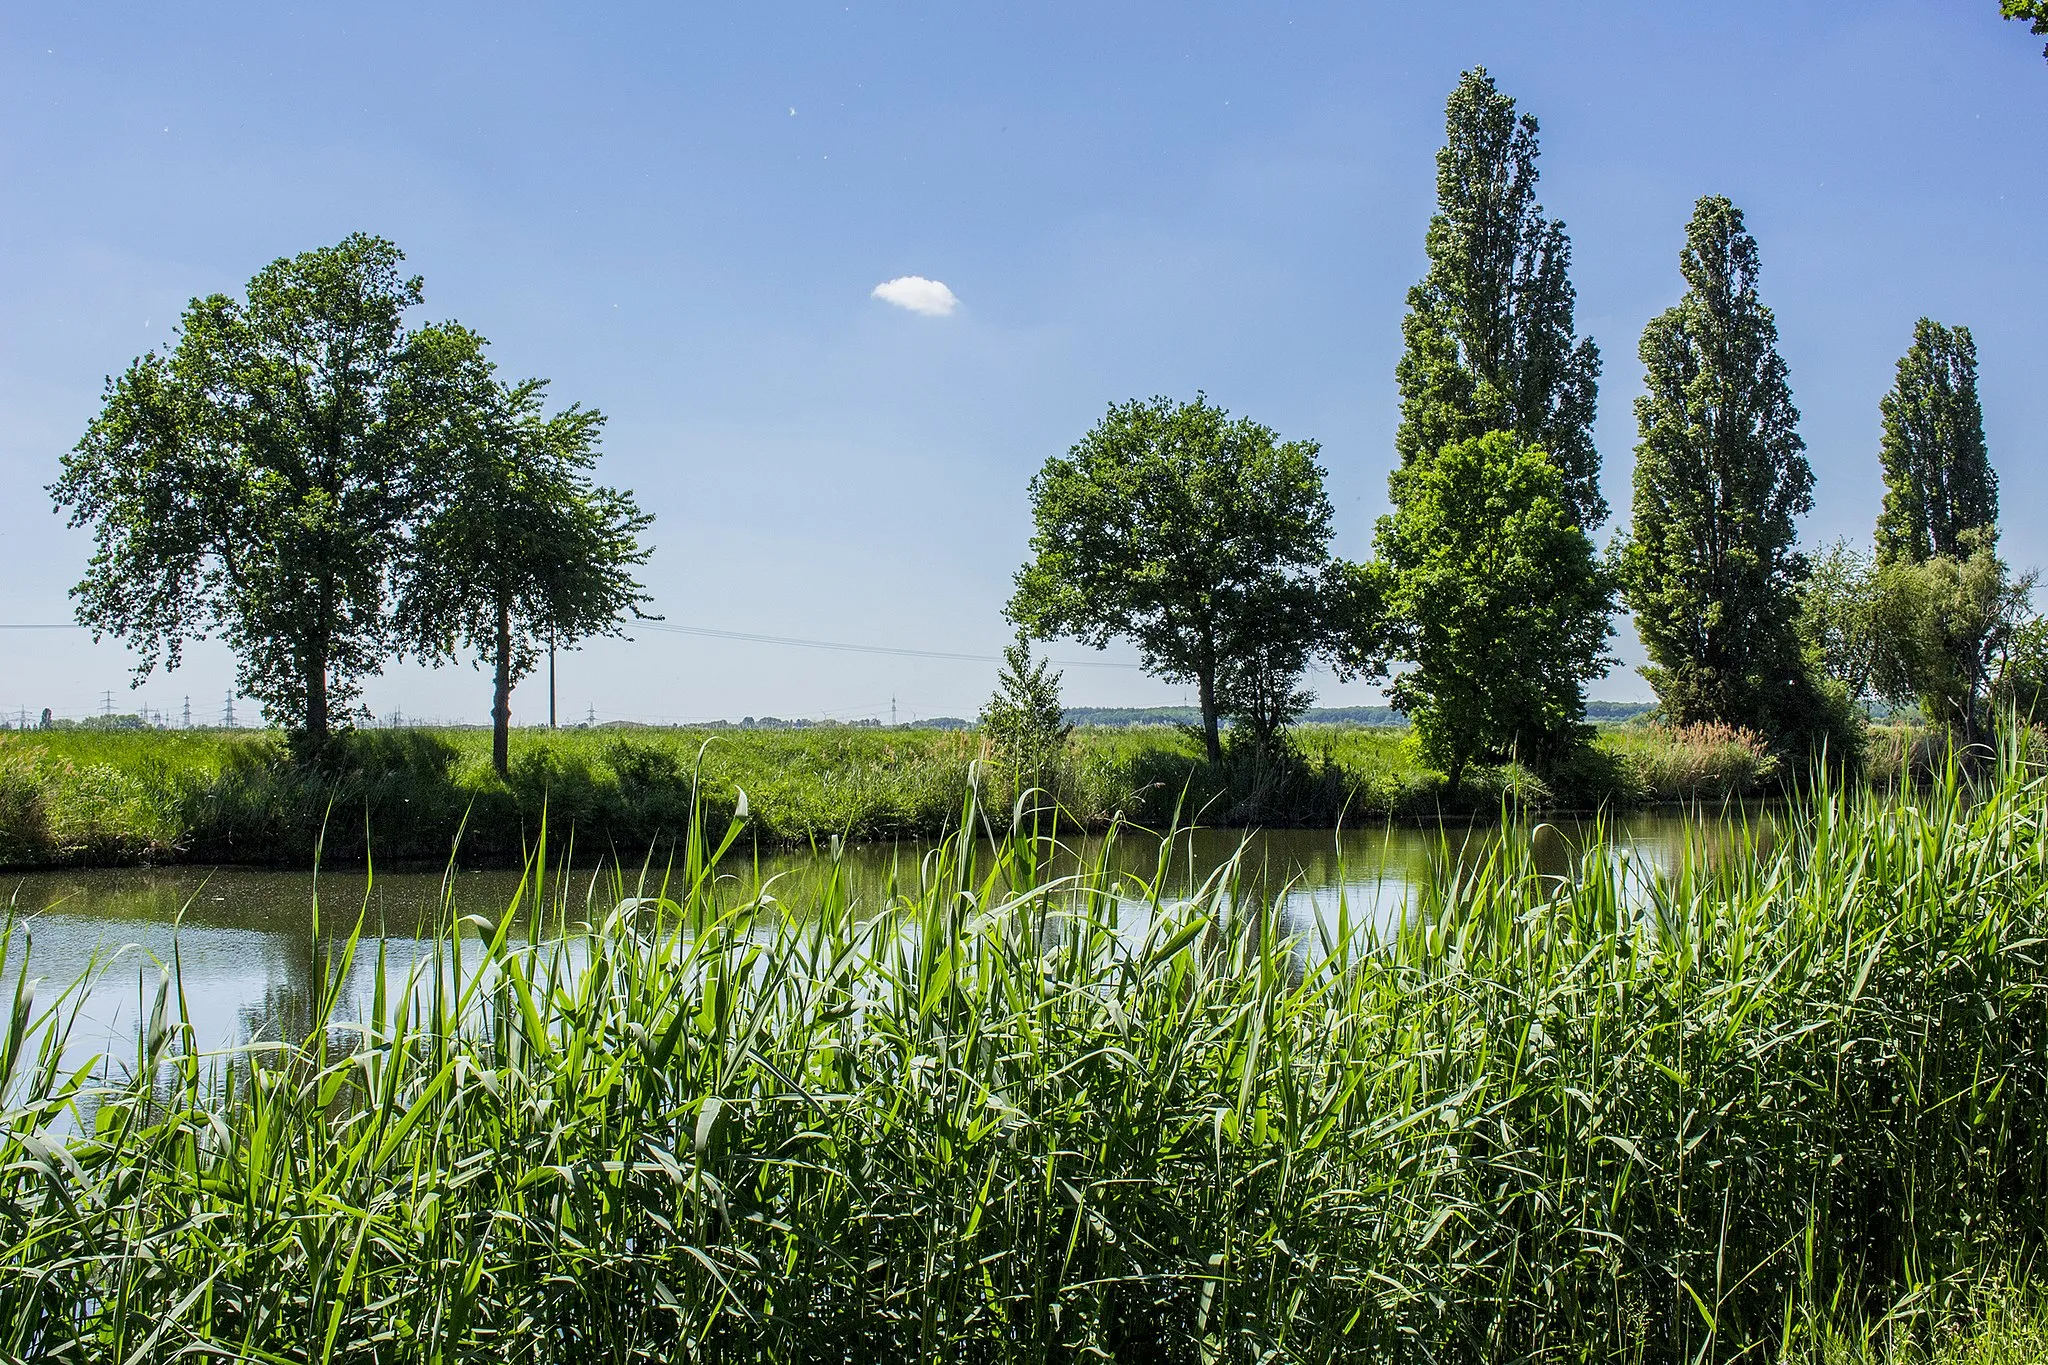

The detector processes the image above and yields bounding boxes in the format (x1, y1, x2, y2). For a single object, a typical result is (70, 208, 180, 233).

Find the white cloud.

(871, 276, 959, 317)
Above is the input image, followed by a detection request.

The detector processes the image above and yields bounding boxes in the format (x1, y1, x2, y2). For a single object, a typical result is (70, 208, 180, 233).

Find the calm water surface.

(4, 811, 1770, 1066)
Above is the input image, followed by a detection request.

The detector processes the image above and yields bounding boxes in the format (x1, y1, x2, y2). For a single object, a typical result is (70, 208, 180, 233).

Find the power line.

(631, 621, 1138, 669)
(0, 618, 1145, 670)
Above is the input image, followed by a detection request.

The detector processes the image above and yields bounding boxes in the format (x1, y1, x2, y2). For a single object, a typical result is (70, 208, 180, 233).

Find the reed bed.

(3, 746, 2047, 1361)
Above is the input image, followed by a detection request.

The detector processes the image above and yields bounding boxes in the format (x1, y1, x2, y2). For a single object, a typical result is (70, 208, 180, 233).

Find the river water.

(2, 811, 1768, 1073)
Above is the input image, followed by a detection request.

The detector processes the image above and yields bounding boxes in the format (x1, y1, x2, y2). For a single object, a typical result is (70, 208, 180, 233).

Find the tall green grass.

(6, 742, 2048, 1360)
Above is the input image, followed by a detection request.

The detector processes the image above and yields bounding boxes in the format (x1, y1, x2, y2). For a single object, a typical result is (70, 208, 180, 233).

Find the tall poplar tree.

(1620, 196, 1817, 738)
(1874, 319, 1997, 567)
(1868, 319, 2013, 743)
(1396, 68, 1605, 529)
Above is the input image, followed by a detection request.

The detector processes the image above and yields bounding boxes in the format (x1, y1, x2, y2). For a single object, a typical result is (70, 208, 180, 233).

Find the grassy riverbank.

(0, 720, 1811, 868)
(5, 752, 2047, 1359)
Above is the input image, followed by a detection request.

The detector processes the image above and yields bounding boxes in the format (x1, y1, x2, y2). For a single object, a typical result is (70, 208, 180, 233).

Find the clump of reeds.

(4, 745, 2048, 1361)
(1611, 719, 1782, 800)
(0, 742, 49, 866)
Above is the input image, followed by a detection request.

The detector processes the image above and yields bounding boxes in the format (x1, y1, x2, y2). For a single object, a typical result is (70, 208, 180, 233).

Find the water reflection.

(3, 809, 1774, 1070)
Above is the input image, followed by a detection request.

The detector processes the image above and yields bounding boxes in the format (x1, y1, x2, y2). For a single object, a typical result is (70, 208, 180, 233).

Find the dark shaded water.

(3, 811, 1770, 1068)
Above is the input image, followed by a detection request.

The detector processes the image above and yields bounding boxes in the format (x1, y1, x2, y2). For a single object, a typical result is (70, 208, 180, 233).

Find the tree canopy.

(1875, 319, 1997, 568)
(51, 234, 482, 752)
(1869, 540, 2035, 744)
(1801, 317, 2021, 745)
(1007, 395, 1336, 763)
(2004, 0, 2048, 59)
(1213, 574, 1332, 756)
(1619, 196, 1818, 741)
(399, 377, 654, 775)
(1798, 540, 1883, 709)
(1371, 431, 1611, 791)
(1395, 67, 1605, 530)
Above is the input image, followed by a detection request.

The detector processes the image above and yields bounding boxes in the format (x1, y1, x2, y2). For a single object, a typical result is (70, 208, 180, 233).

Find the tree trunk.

(305, 651, 329, 755)
(1196, 666, 1222, 764)
(304, 572, 334, 755)
(492, 592, 513, 778)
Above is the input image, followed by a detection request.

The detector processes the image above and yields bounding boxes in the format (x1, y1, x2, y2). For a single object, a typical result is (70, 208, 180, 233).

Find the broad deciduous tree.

(50, 234, 478, 752)
(1875, 319, 1997, 568)
(1620, 197, 1817, 740)
(1214, 574, 1332, 756)
(400, 377, 654, 776)
(1798, 540, 1883, 708)
(1373, 431, 1612, 793)
(1869, 539, 2035, 744)
(1396, 68, 1605, 530)
(1007, 395, 1336, 763)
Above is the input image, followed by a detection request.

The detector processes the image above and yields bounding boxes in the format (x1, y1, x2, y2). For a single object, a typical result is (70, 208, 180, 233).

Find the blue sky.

(3, 2, 2043, 726)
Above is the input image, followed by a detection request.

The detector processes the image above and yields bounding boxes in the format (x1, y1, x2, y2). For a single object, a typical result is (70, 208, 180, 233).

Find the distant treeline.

(9, 705, 1676, 736)
(1060, 703, 1655, 729)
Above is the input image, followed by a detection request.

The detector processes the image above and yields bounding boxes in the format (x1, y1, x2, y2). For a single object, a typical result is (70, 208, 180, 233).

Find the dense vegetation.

(44, 70, 2042, 802)
(1003, 69, 2040, 797)
(1007, 395, 1343, 762)
(5, 750, 2048, 1360)
(0, 721, 1811, 870)
(12, 27, 2045, 1365)
(49, 235, 652, 760)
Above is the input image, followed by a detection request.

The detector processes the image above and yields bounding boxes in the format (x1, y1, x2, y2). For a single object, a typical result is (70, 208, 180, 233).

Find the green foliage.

(1801, 535, 2039, 744)
(1997, 616, 2048, 721)
(49, 234, 484, 752)
(1800, 539, 1884, 706)
(978, 632, 1073, 798)
(1876, 319, 1997, 568)
(1008, 394, 1339, 762)
(2004, 0, 2048, 59)
(1868, 539, 2037, 742)
(1798, 1278, 2048, 1364)
(1216, 575, 1327, 756)
(1621, 196, 1819, 745)
(1396, 68, 1604, 530)
(400, 376, 654, 774)
(1373, 431, 1612, 792)
(8, 756, 2048, 1358)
